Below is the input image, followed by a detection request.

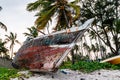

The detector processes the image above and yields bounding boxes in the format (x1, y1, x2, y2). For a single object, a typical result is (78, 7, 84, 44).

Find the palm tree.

(5, 32, 21, 58)
(27, 0, 81, 65)
(0, 6, 7, 31)
(23, 26, 39, 39)
(27, 0, 80, 31)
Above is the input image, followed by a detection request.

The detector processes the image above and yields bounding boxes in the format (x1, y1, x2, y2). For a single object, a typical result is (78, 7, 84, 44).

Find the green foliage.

(60, 61, 120, 73)
(80, 0, 120, 57)
(0, 67, 19, 80)
(114, 19, 120, 33)
(0, 6, 7, 31)
(0, 22, 7, 31)
(27, 0, 80, 30)
(0, 40, 8, 54)
(23, 26, 39, 38)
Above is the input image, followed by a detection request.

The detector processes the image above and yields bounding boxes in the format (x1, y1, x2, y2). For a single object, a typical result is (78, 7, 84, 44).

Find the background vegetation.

(0, 67, 18, 80)
(0, 1, 120, 79)
(1, 61, 120, 80)
(60, 61, 120, 73)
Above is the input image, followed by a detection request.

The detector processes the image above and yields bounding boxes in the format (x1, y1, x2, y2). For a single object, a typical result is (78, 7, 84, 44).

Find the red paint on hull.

(15, 46, 69, 71)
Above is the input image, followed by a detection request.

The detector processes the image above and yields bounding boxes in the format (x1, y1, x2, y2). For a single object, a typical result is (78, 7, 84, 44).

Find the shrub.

(60, 61, 120, 73)
(0, 67, 19, 80)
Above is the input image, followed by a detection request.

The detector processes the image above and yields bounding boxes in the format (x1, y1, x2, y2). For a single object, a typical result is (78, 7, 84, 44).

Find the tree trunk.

(71, 49, 75, 65)
(11, 47, 13, 59)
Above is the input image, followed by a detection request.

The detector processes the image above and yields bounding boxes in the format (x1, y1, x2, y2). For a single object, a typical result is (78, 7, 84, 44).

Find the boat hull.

(12, 30, 83, 71)
(12, 18, 94, 72)
(101, 55, 120, 64)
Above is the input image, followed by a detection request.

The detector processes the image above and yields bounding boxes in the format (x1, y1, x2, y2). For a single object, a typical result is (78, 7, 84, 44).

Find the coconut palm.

(23, 26, 39, 39)
(5, 32, 21, 58)
(0, 6, 7, 31)
(27, 0, 80, 31)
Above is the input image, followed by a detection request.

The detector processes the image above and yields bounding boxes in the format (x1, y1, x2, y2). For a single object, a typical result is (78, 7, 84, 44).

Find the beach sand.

(11, 69, 120, 80)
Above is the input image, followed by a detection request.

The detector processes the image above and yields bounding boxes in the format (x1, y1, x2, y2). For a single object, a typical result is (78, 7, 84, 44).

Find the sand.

(11, 69, 120, 80)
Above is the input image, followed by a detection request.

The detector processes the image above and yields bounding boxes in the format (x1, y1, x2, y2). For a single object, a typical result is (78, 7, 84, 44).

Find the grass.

(60, 61, 120, 73)
(0, 67, 19, 80)
(1, 61, 120, 80)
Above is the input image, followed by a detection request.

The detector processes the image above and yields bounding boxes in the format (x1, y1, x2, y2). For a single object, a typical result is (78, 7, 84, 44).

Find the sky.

(0, 0, 36, 51)
(0, 0, 36, 41)
(0, 0, 77, 50)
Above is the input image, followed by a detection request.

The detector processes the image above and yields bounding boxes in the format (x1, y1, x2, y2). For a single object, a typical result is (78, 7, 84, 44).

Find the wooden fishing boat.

(100, 55, 120, 64)
(12, 18, 94, 72)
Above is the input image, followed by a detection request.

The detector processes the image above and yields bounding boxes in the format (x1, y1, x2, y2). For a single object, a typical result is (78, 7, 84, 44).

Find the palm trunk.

(11, 47, 13, 59)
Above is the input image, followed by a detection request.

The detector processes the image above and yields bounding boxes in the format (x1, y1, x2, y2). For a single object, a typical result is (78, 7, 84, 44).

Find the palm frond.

(24, 26, 39, 38)
(68, 3, 80, 21)
(27, 27, 33, 33)
(35, 6, 56, 30)
(0, 22, 7, 31)
(0, 6, 2, 11)
(5, 35, 11, 40)
(23, 33, 32, 37)
(27, 0, 53, 12)
(26, 0, 43, 11)
(27, 0, 81, 31)
(15, 40, 21, 45)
